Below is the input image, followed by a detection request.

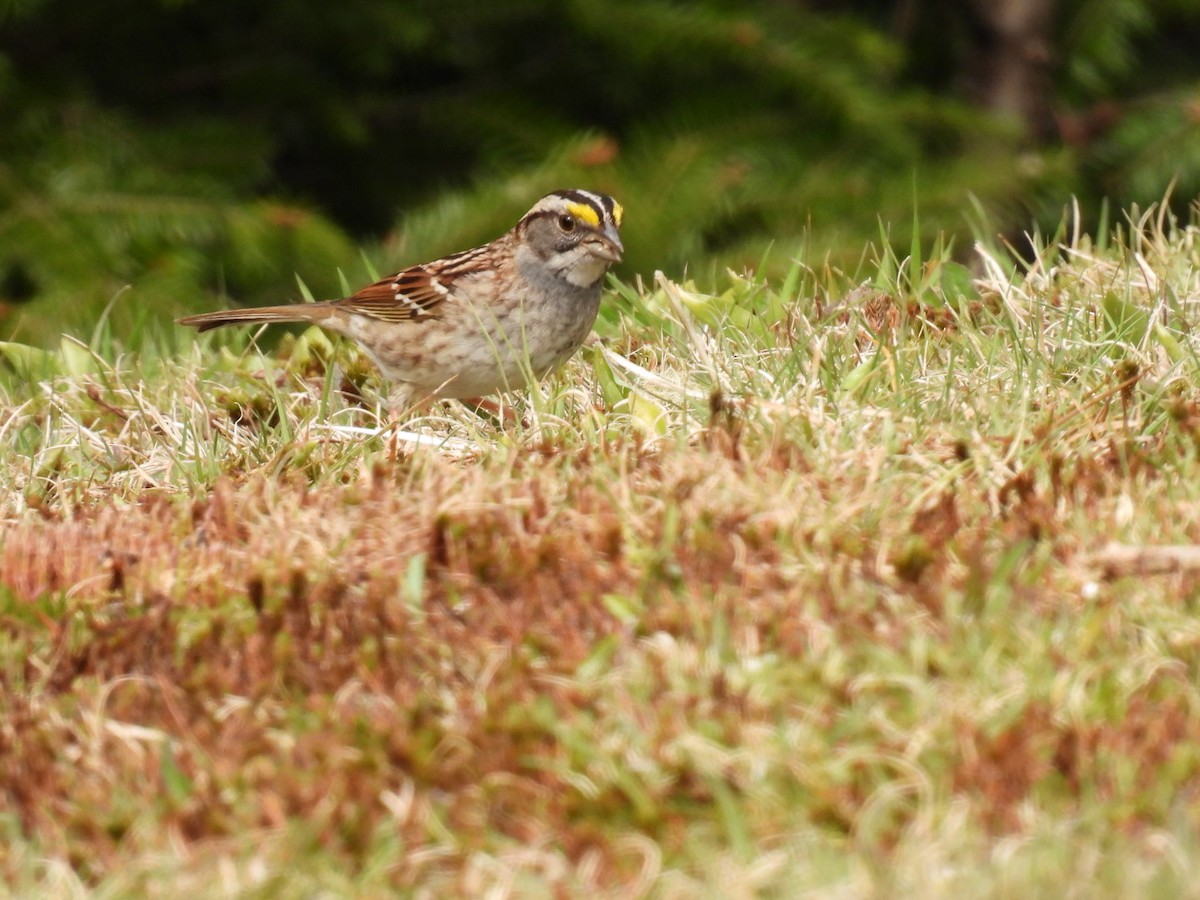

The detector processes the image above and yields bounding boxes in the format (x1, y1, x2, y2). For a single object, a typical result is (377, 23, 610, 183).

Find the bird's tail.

(176, 304, 333, 334)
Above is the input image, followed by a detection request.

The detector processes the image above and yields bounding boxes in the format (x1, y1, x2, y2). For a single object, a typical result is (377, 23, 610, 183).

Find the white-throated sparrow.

(178, 189, 624, 409)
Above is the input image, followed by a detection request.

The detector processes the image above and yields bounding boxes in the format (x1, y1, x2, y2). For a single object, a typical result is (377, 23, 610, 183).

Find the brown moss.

(0, 415, 1195, 885)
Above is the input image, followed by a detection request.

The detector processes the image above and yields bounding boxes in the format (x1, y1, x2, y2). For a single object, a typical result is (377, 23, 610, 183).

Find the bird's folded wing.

(334, 264, 450, 322)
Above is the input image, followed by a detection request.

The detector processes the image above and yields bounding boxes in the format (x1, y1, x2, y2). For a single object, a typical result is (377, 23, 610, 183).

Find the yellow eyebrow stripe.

(566, 202, 601, 228)
(611, 201, 623, 227)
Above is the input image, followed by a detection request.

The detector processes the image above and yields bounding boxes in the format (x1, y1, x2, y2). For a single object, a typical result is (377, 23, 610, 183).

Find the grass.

(5, 201, 1200, 896)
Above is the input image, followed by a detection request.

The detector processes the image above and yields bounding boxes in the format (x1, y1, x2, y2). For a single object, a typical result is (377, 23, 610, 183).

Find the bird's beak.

(586, 222, 624, 263)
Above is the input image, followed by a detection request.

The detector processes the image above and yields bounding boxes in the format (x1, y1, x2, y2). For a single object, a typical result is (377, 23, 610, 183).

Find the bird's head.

(518, 189, 624, 288)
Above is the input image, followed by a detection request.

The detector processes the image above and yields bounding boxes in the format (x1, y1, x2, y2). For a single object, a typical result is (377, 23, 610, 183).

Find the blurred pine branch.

(1, 0, 1198, 344)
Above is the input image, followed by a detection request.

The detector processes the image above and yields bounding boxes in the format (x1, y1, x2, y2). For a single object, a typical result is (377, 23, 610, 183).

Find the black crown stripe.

(552, 189, 608, 220)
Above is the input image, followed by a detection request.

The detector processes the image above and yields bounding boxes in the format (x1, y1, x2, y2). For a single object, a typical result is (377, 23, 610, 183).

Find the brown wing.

(333, 263, 452, 323)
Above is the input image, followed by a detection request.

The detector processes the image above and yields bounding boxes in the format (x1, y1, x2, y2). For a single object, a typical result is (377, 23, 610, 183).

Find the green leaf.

(404, 553, 427, 614)
(0, 341, 57, 379)
(159, 745, 193, 807)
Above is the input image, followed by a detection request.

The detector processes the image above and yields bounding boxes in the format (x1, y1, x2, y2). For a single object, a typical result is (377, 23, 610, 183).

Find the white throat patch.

(561, 250, 610, 288)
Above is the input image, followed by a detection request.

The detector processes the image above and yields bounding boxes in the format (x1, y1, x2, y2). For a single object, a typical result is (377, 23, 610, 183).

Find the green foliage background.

(2, 0, 1199, 345)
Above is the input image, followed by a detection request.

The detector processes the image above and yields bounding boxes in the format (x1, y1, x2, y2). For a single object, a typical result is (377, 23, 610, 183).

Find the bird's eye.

(558, 214, 576, 232)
